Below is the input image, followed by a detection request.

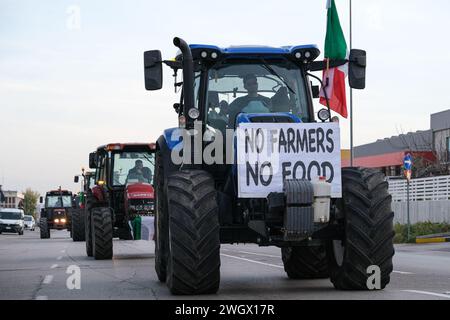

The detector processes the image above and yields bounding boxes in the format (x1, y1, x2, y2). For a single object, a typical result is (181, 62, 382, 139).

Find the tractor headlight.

(61, 219, 66, 223)
(54, 219, 60, 223)
(188, 108, 200, 120)
(318, 108, 331, 122)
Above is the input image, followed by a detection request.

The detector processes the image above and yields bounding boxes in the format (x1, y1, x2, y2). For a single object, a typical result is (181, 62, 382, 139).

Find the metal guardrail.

(388, 175, 450, 202)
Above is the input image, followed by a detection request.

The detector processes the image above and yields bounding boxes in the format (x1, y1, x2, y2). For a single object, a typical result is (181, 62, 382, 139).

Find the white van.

(0, 208, 25, 235)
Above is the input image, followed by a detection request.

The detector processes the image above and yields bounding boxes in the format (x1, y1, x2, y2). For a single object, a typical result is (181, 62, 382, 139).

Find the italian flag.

(319, 0, 348, 118)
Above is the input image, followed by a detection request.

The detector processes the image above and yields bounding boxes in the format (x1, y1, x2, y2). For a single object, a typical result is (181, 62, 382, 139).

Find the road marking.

(402, 290, 450, 299)
(50, 264, 58, 269)
(393, 270, 414, 275)
(236, 250, 280, 258)
(57, 256, 62, 261)
(61, 249, 66, 253)
(35, 296, 48, 300)
(221, 253, 283, 269)
(43, 275, 54, 285)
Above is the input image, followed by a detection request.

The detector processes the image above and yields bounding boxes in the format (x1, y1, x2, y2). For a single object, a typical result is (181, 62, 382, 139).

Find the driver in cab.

(127, 160, 152, 184)
(228, 74, 272, 126)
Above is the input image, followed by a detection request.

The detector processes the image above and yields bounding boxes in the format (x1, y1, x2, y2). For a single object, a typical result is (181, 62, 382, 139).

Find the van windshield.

(0, 212, 22, 220)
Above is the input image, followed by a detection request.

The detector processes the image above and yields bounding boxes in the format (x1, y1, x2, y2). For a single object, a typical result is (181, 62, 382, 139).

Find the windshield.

(24, 216, 32, 221)
(0, 211, 22, 220)
(112, 151, 155, 186)
(45, 195, 72, 208)
(206, 60, 309, 129)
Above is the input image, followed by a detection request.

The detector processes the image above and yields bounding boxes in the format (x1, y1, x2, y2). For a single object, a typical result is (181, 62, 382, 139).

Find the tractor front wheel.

(85, 208, 93, 257)
(327, 168, 395, 290)
(39, 218, 50, 239)
(154, 149, 169, 283)
(91, 207, 113, 260)
(166, 170, 221, 295)
(72, 209, 85, 242)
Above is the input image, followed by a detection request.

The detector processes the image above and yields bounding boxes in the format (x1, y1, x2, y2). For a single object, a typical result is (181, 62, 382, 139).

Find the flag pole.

(349, 0, 354, 167)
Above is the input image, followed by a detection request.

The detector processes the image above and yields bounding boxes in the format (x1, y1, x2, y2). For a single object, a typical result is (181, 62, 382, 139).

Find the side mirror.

(348, 49, 366, 89)
(89, 152, 97, 169)
(144, 50, 163, 90)
(74, 176, 79, 183)
(39, 196, 43, 204)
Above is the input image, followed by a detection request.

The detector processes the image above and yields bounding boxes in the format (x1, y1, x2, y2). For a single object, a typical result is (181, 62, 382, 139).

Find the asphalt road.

(1, 229, 450, 300)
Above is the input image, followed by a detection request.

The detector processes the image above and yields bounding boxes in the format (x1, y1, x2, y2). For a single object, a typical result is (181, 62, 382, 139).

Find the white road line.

(393, 270, 414, 275)
(236, 250, 280, 258)
(221, 253, 283, 269)
(57, 256, 62, 261)
(50, 264, 58, 269)
(43, 275, 54, 285)
(402, 290, 450, 299)
(35, 296, 48, 300)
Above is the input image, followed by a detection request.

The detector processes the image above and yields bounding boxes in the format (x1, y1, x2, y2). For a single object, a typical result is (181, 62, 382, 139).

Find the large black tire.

(326, 168, 395, 290)
(282, 245, 329, 279)
(166, 170, 221, 295)
(85, 209, 93, 257)
(72, 209, 85, 242)
(91, 207, 113, 260)
(39, 218, 50, 239)
(154, 149, 169, 283)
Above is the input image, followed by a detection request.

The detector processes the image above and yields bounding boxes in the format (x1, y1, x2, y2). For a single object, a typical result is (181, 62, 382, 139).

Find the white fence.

(388, 175, 450, 202)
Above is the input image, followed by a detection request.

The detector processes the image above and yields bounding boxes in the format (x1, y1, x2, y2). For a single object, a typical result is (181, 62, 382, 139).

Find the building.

(345, 109, 450, 178)
(0, 190, 24, 209)
(431, 109, 450, 166)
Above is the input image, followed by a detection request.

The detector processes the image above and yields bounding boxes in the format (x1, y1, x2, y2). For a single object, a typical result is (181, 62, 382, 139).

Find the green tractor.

(71, 169, 96, 241)
(144, 37, 394, 295)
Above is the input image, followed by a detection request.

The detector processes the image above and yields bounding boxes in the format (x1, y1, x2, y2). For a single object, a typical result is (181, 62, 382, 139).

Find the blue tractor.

(144, 37, 394, 295)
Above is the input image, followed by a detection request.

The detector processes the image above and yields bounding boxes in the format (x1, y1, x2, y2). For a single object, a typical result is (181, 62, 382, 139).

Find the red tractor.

(85, 143, 156, 259)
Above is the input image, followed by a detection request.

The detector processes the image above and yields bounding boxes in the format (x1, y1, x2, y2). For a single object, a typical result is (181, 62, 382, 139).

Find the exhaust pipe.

(173, 37, 195, 129)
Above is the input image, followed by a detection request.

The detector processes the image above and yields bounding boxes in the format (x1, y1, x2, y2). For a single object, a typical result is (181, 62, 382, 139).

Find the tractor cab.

(88, 143, 156, 242)
(39, 189, 73, 238)
(144, 40, 365, 133)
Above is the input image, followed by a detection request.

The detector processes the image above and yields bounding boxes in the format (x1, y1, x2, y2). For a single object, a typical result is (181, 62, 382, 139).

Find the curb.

(415, 237, 450, 244)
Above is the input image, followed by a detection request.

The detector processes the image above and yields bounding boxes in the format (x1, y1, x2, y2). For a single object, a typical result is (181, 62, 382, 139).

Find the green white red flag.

(319, 0, 348, 118)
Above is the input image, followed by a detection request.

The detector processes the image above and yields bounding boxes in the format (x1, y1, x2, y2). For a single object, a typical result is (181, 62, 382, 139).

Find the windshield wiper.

(259, 58, 296, 95)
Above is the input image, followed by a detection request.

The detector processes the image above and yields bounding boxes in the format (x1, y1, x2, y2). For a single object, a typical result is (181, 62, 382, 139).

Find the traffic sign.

(403, 153, 413, 171)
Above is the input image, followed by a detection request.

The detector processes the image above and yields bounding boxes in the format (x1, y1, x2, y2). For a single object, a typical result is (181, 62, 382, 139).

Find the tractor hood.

(125, 183, 154, 200)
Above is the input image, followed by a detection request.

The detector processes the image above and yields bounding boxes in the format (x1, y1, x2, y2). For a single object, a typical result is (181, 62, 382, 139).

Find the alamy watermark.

(66, 5, 81, 31)
(66, 265, 81, 290)
(366, 265, 381, 290)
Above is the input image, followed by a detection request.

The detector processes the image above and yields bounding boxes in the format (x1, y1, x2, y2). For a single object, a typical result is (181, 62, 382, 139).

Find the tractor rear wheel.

(327, 168, 395, 290)
(282, 245, 329, 279)
(85, 209, 93, 257)
(39, 218, 50, 239)
(91, 207, 113, 260)
(72, 209, 85, 242)
(166, 170, 220, 295)
(154, 149, 169, 282)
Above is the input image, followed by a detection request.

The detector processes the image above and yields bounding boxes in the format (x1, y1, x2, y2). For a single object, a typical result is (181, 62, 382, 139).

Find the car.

(0, 208, 25, 235)
(24, 215, 36, 231)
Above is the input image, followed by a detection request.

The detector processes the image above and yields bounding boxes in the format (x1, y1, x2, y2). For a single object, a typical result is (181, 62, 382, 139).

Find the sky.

(1, 0, 450, 195)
